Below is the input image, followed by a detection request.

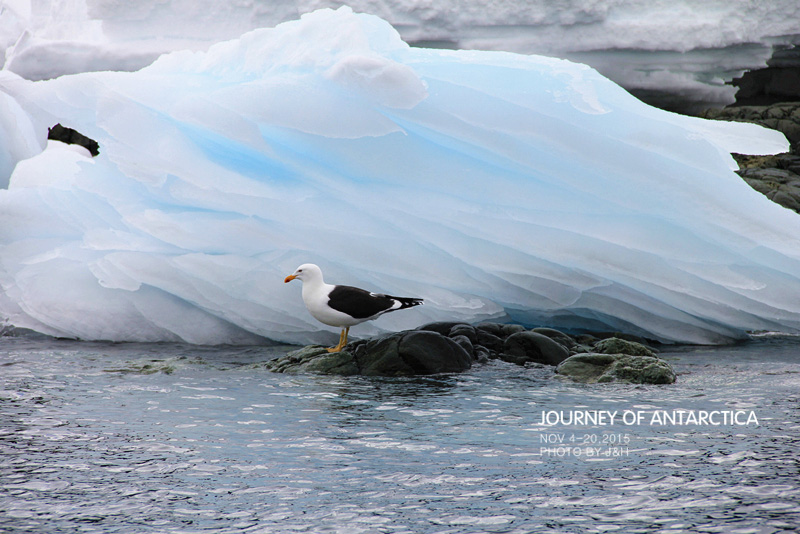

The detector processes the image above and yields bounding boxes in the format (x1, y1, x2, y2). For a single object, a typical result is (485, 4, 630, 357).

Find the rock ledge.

(266, 322, 676, 384)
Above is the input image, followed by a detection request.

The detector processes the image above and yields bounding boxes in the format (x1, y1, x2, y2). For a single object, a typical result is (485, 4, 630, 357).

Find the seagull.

(284, 263, 423, 353)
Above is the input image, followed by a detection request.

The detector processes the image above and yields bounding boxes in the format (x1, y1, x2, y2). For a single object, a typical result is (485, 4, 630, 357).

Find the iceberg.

(0, 7, 798, 345)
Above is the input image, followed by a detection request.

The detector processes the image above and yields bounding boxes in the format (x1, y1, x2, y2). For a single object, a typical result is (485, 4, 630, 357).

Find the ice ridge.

(0, 7, 796, 345)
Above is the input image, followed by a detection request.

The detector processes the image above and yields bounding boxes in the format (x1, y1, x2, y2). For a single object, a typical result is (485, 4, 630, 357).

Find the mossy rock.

(265, 345, 360, 375)
(593, 337, 656, 357)
(556, 353, 676, 384)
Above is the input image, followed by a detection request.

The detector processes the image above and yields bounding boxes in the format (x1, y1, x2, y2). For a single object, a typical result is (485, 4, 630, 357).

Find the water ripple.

(2, 336, 800, 533)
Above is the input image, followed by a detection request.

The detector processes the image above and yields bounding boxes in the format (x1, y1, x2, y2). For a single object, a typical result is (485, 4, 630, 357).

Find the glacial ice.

(0, 7, 798, 345)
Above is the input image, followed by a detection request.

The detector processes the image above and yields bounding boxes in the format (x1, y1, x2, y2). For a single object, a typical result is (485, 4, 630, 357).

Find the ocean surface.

(1, 331, 799, 534)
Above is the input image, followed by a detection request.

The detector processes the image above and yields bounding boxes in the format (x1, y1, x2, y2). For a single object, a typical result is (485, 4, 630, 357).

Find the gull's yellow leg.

(327, 329, 344, 353)
(327, 327, 349, 353)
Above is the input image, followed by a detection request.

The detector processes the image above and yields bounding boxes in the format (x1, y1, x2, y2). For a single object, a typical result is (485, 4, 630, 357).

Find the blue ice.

(0, 7, 796, 345)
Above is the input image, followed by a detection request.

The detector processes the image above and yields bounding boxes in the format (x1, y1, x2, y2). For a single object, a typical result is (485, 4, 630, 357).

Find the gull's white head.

(284, 263, 323, 284)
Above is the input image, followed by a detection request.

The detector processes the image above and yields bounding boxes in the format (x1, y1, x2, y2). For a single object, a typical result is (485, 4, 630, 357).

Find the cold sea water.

(1, 331, 799, 534)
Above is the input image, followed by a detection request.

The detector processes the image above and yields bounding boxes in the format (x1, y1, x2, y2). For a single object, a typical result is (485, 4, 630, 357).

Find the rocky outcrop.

(736, 154, 800, 213)
(265, 329, 472, 376)
(501, 331, 570, 366)
(702, 103, 800, 213)
(556, 335, 675, 384)
(730, 46, 800, 108)
(593, 337, 656, 357)
(556, 353, 676, 384)
(267, 322, 676, 384)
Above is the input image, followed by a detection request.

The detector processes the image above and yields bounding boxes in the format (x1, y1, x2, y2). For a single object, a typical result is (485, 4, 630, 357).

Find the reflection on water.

(1, 334, 800, 533)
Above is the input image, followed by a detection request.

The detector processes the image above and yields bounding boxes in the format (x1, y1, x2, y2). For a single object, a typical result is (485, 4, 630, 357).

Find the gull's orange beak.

(284, 274, 297, 283)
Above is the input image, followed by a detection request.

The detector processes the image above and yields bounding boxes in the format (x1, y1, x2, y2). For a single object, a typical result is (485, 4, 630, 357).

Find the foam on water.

(0, 7, 797, 345)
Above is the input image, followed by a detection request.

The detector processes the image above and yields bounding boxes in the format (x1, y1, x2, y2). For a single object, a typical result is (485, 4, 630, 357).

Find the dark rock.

(473, 346, 491, 363)
(575, 333, 600, 346)
(392, 331, 472, 374)
(738, 164, 800, 213)
(266, 322, 672, 381)
(501, 331, 570, 366)
(418, 321, 464, 336)
(474, 329, 504, 354)
(475, 323, 504, 336)
(474, 322, 526, 337)
(265, 345, 360, 375)
(47, 123, 100, 156)
(350, 335, 412, 376)
(556, 353, 676, 384)
(593, 337, 657, 357)
(449, 324, 477, 343)
(450, 334, 474, 359)
(500, 324, 527, 337)
(267, 330, 471, 376)
(532, 327, 578, 351)
(730, 46, 800, 107)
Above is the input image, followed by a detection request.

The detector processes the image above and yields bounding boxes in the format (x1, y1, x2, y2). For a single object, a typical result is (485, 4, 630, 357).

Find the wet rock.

(419, 321, 464, 336)
(449, 323, 477, 343)
(473, 346, 491, 363)
(574, 333, 599, 345)
(266, 322, 667, 379)
(500, 324, 527, 337)
(474, 327, 505, 355)
(379, 330, 472, 375)
(450, 334, 474, 359)
(556, 353, 676, 384)
(594, 337, 657, 357)
(501, 331, 570, 366)
(475, 323, 503, 336)
(266, 330, 472, 376)
(265, 345, 360, 375)
(533, 327, 578, 351)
